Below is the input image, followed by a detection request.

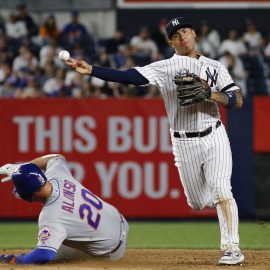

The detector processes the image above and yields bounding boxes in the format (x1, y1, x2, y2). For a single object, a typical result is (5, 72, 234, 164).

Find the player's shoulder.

(141, 58, 167, 72)
(47, 154, 66, 165)
(150, 55, 185, 68)
(148, 58, 167, 67)
(200, 55, 223, 69)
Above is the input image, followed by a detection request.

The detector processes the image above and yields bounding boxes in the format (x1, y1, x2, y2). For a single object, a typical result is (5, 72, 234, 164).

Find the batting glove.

(0, 254, 16, 264)
(0, 164, 19, 183)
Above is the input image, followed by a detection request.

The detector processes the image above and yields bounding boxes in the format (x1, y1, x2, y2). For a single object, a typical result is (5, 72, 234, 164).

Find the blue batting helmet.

(12, 163, 47, 202)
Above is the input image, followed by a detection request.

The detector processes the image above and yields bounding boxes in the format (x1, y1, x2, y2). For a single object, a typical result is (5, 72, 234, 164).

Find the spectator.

(0, 36, 11, 63)
(151, 18, 172, 58)
(0, 62, 13, 97)
(219, 29, 247, 57)
(0, 5, 6, 35)
(130, 26, 159, 65)
(12, 45, 38, 73)
(39, 38, 63, 69)
(37, 14, 60, 46)
(90, 77, 107, 98)
(197, 20, 220, 59)
(59, 10, 95, 60)
(5, 12, 28, 56)
(0, 61, 10, 84)
(16, 2, 38, 38)
(39, 60, 56, 90)
(101, 30, 127, 55)
(5, 12, 27, 39)
(219, 51, 248, 97)
(15, 73, 41, 98)
(100, 30, 128, 68)
(110, 44, 133, 69)
(243, 19, 263, 55)
(117, 54, 139, 97)
(42, 67, 69, 97)
(97, 50, 115, 68)
(264, 37, 270, 58)
(65, 72, 91, 98)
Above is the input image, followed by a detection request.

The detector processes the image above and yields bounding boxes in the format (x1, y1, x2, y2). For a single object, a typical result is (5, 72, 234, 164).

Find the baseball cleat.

(218, 251, 244, 265)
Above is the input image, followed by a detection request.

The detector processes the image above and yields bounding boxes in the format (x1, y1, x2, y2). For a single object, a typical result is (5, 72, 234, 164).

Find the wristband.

(225, 91, 237, 108)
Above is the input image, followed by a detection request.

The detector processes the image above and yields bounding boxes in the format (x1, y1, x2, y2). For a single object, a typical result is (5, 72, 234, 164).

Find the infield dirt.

(0, 249, 269, 269)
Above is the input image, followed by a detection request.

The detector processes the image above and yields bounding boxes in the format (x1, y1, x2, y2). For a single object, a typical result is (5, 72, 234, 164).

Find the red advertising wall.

(120, 0, 270, 2)
(254, 96, 270, 152)
(117, 0, 270, 7)
(0, 99, 219, 219)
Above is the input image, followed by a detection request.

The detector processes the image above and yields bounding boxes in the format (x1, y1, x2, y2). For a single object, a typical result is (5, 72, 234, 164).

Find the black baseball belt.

(174, 120, 221, 139)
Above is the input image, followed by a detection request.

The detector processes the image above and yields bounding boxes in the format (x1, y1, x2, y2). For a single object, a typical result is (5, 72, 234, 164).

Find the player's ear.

(169, 40, 174, 48)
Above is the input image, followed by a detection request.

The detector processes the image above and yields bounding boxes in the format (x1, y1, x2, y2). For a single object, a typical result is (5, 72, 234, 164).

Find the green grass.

(0, 221, 269, 250)
(0, 222, 38, 249)
(128, 221, 270, 249)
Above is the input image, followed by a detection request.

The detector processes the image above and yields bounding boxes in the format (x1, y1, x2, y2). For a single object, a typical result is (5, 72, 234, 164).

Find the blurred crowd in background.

(0, 3, 270, 99)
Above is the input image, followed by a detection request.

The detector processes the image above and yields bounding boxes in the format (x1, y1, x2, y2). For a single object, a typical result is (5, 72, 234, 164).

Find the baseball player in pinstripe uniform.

(64, 17, 244, 265)
(0, 154, 128, 265)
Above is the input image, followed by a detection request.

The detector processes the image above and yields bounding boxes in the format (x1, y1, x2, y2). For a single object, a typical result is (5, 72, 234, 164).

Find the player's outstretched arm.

(210, 89, 243, 109)
(63, 59, 149, 85)
(0, 154, 65, 183)
(29, 154, 65, 170)
(65, 59, 92, 75)
(0, 164, 20, 182)
(0, 248, 56, 265)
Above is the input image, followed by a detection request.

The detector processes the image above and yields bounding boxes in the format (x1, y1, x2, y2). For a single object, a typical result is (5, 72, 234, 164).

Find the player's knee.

(212, 188, 234, 205)
(213, 194, 234, 206)
(187, 201, 204, 210)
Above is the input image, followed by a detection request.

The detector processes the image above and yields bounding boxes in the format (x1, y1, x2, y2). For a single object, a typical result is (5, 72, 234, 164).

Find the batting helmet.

(12, 163, 47, 202)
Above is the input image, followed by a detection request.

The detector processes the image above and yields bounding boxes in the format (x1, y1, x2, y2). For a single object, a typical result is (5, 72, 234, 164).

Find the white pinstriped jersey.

(37, 157, 124, 256)
(135, 54, 239, 132)
(135, 53, 241, 252)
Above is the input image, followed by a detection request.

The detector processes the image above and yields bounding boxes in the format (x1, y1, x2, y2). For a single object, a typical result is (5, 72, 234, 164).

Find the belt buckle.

(179, 133, 186, 139)
(174, 132, 186, 139)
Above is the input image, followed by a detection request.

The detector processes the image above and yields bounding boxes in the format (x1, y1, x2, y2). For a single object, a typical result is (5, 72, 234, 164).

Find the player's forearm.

(15, 248, 56, 264)
(30, 154, 64, 170)
(65, 59, 149, 85)
(211, 90, 243, 109)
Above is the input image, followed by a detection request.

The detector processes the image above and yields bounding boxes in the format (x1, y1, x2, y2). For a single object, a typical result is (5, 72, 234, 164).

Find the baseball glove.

(0, 254, 16, 264)
(174, 70, 211, 106)
(0, 164, 18, 182)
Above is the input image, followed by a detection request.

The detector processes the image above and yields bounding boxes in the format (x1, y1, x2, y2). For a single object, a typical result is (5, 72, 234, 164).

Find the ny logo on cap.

(172, 19, 179, 26)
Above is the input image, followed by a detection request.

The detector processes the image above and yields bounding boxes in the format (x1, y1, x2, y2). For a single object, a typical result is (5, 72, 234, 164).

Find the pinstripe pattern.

(170, 124, 233, 208)
(136, 54, 241, 253)
(135, 54, 239, 132)
(170, 124, 239, 251)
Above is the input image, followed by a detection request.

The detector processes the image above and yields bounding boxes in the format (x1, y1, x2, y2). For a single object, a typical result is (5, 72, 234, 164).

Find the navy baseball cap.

(165, 17, 193, 39)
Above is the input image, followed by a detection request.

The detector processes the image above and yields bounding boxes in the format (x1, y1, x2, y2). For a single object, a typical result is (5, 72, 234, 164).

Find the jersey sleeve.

(15, 248, 56, 264)
(45, 156, 73, 180)
(217, 63, 240, 92)
(37, 223, 67, 252)
(134, 61, 165, 88)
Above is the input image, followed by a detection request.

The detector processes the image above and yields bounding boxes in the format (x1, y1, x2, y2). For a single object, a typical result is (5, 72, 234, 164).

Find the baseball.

(59, 50, 70, 61)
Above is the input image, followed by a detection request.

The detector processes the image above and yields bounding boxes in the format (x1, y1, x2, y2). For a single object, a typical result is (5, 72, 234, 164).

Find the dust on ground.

(0, 249, 269, 270)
